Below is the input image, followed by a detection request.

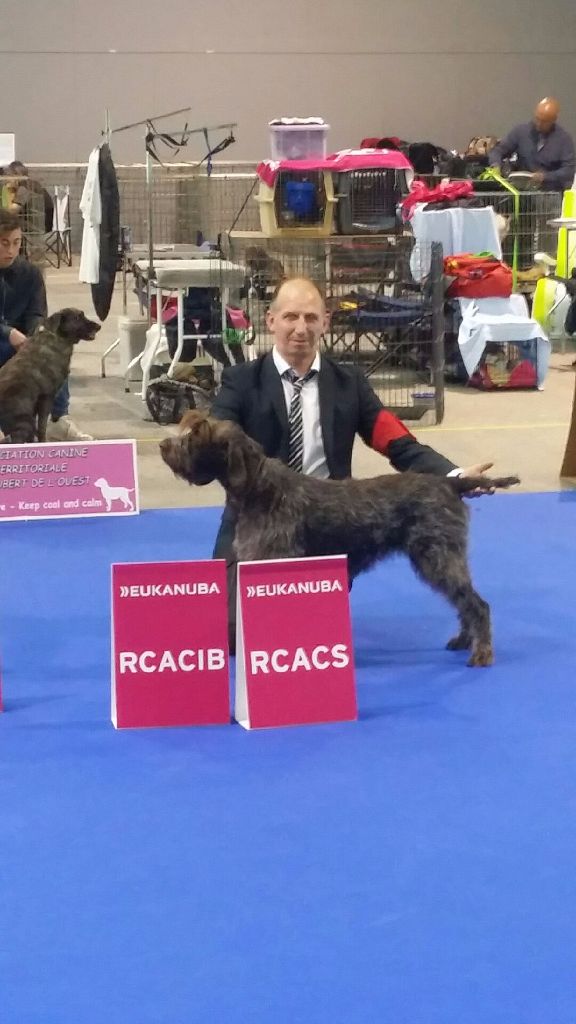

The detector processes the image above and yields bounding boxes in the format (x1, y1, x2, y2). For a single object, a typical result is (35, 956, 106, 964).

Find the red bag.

(444, 254, 513, 299)
(401, 178, 474, 221)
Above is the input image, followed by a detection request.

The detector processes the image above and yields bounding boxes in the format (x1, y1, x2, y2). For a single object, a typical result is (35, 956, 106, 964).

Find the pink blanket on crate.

(257, 149, 413, 187)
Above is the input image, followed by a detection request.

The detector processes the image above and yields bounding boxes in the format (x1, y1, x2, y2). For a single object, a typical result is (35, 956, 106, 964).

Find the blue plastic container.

(284, 180, 316, 217)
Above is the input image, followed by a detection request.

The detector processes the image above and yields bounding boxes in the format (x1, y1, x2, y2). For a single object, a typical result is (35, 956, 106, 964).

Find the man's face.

(534, 108, 557, 135)
(266, 282, 329, 365)
(0, 228, 22, 268)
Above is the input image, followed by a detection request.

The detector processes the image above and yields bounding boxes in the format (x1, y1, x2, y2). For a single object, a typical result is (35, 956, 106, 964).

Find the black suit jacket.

(210, 352, 456, 558)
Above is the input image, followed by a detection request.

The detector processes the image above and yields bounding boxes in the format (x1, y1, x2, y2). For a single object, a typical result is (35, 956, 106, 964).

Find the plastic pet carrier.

(257, 170, 336, 236)
(336, 168, 408, 234)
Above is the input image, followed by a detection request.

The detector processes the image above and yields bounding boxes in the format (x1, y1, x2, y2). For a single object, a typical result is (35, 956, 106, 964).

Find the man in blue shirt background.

(489, 97, 575, 192)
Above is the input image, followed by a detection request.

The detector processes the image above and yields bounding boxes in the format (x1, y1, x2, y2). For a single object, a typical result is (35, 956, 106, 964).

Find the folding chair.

(45, 186, 72, 268)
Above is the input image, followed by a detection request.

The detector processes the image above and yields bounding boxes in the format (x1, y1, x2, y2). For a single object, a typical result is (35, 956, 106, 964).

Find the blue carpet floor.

(1, 493, 576, 1024)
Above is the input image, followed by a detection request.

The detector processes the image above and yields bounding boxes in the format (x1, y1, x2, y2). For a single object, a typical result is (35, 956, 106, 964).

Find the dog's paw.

(446, 633, 470, 651)
(467, 645, 494, 667)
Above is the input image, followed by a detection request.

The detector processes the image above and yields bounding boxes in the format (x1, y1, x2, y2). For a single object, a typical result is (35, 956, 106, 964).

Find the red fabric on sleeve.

(371, 409, 414, 455)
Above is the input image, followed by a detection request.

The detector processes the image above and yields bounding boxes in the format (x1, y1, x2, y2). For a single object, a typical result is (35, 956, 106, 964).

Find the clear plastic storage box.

(269, 119, 330, 161)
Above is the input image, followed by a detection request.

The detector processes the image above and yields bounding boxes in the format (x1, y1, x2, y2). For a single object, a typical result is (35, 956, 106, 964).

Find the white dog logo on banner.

(94, 477, 135, 511)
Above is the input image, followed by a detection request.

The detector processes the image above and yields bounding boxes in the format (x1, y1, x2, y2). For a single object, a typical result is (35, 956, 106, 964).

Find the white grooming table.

(124, 258, 247, 399)
(100, 247, 221, 378)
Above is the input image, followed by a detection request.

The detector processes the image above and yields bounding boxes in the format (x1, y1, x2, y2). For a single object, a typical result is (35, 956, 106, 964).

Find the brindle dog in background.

(0, 308, 100, 443)
(160, 410, 520, 667)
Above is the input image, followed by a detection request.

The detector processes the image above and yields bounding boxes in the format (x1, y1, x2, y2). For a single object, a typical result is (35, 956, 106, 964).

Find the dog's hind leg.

(36, 396, 52, 442)
(1, 416, 36, 444)
(408, 547, 493, 667)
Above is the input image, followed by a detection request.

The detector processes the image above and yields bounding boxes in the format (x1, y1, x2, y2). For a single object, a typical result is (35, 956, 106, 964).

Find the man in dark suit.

(211, 276, 493, 649)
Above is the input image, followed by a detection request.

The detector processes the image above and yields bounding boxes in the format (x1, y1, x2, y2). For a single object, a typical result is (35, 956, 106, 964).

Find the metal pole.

(107, 107, 193, 136)
(146, 146, 154, 326)
(430, 242, 445, 425)
(104, 109, 111, 145)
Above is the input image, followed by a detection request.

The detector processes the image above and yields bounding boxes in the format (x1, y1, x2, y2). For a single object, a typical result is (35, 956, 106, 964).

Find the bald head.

(270, 276, 325, 311)
(534, 97, 560, 135)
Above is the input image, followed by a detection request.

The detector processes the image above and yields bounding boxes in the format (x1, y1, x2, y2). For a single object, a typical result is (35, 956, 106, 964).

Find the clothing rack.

(100, 107, 237, 320)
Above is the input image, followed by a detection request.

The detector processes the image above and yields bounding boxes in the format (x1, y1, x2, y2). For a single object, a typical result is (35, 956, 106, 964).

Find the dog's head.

(44, 308, 101, 344)
(495, 213, 510, 242)
(160, 410, 263, 492)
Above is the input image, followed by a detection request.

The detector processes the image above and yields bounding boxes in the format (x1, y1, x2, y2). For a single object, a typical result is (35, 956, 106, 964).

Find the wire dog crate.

(470, 187, 562, 271)
(1, 172, 56, 266)
(225, 234, 445, 423)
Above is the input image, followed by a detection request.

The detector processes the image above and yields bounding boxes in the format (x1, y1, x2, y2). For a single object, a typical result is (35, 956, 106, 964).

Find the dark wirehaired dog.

(0, 308, 100, 443)
(160, 411, 520, 666)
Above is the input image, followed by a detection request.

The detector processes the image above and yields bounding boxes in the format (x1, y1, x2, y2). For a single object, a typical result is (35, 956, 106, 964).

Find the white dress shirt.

(272, 348, 330, 478)
(78, 147, 102, 285)
(271, 348, 463, 480)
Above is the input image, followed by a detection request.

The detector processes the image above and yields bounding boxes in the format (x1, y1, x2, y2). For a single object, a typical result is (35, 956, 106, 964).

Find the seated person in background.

(4, 160, 54, 233)
(488, 97, 576, 191)
(0, 209, 92, 441)
(1, 166, 19, 211)
(210, 275, 496, 650)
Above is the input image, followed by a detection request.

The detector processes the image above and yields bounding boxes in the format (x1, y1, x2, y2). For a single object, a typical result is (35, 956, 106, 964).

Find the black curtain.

(91, 143, 120, 321)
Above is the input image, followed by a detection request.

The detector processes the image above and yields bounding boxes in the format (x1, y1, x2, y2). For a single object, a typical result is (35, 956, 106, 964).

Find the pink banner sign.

(235, 556, 358, 730)
(111, 560, 231, 729)
(0, 440, 138, 521)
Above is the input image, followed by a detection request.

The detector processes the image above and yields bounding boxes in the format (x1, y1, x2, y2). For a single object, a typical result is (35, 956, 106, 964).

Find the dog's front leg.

(234, 520, 302, 563)
(36, 396, 52, 442)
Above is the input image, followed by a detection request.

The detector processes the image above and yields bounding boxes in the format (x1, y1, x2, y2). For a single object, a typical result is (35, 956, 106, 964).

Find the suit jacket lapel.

(318, 357, 336, 474)
(261, 352, 290, 459)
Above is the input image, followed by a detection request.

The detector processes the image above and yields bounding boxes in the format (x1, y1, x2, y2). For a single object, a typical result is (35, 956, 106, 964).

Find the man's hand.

(8, 328, 27, 350)
(459, 461, 495, 498)
(531, 171, 545, 187)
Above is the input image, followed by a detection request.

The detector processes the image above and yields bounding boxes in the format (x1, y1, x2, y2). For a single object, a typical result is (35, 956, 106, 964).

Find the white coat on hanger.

(79, 147, 102, 284)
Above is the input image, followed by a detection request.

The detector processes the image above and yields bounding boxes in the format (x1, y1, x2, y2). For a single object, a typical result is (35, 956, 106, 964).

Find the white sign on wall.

(0, 134, 16, 166)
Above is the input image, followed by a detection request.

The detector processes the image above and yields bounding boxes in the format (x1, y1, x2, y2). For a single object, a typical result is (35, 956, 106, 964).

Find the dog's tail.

(450, 474, 520, 494)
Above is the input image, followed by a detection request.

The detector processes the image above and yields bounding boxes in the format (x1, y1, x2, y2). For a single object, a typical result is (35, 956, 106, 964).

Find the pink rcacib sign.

(235, 556, 358, 730)
(111, 560, 230, 729)
(0, 440, 138, 521)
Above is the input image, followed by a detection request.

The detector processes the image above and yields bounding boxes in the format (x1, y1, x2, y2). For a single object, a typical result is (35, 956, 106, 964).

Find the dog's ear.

(179, 409, 203, 432)
(179, 425, 219, 485)
(226, 446, 251, 491)
(224, 430, 262, 492)
(178, 409, 214, 438)
(46, 311, 63, 333)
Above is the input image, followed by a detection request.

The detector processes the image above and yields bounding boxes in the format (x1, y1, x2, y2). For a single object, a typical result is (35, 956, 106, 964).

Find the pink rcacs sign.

(235, 556, 358, 730)
(111, 560, 230, 729)
(0, 441, 138, 521)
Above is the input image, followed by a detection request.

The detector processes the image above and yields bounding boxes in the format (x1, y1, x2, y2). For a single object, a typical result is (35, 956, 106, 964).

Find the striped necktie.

(285, 368, 317, 473)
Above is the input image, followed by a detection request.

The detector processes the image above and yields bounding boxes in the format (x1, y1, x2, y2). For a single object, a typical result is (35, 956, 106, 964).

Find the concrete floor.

(48, 266, 576, 508)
